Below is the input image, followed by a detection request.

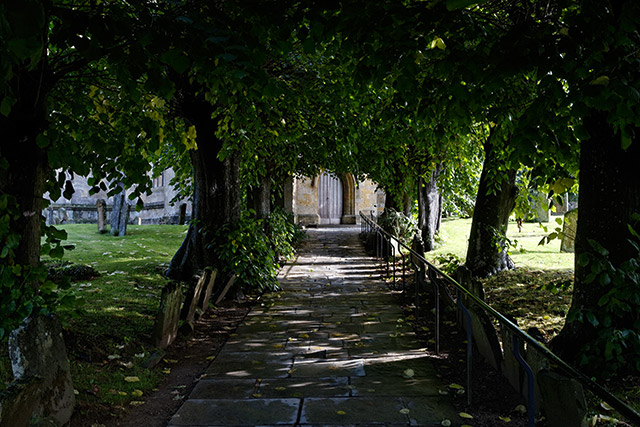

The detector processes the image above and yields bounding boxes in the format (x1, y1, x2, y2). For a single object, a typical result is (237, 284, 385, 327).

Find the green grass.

(1, 224, 187, 404)
(426, 215, 575, 271)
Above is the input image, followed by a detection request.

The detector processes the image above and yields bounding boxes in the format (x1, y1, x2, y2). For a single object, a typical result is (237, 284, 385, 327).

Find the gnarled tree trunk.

(554, 114, 640, 366)
(465, 132, 517, 278)
(0, 70, 50, 279)
(166, 97, 242, 281)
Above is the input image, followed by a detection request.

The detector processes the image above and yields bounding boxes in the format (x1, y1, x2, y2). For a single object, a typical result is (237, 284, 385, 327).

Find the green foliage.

(432, 252, 464, 276)
(378, 208, 419, 245)
(569, 230, 640, 377)
(0, 196, 81, 342)
(267, 208, 306, 262)
(213, 210, 304, 294)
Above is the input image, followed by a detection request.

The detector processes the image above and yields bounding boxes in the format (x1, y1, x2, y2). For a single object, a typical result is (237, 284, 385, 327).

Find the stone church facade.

(285, 172, 384, 226)
(44, 170, 384, 226)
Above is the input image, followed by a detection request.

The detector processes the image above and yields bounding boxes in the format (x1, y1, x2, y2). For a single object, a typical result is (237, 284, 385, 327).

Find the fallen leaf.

(459, 412, 473, 419)
(514, 404, 527, 414)
(441, 420, 452, 426)
(131, 389, 143, 398)
(449, 383, 464, 390)
(275, 387, 286, 391)
(299, 333, 310, 339)
(402, 369, 415, 378)
(118, 391, 128, 396)
(206, 355, 216, 361)
(162, 369, 171, 374)
(164, 359, 178, 364)
(336, 410, 347, 415)
(252, 393, 262, 398)
(400, 408, 410, 415)
(124, 376, 140, 383)
(129, 401, 145, 406)
(499, 416, 511, 422)
(601, 401, 614, 411)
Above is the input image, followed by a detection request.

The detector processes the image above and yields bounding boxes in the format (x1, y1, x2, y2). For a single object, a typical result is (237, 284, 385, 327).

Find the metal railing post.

(513, 335, 536, 427)
(457, 290, 473, 407)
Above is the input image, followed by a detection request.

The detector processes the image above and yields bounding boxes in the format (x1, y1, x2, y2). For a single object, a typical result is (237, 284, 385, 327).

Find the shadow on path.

(168, 225, 463, 426)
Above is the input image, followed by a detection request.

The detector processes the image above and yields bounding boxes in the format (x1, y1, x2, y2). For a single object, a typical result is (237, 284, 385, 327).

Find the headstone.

(197, 269, 218, 314)
(538, 370, 587, 427)
(96, 199, 107, 233)
(214, 274, 237, 306)
(110, 183, 130, 236)
(463, 305, 503, 370)
(6, 314, 75, 426)
(551, 193, 569, 215)
(561, 209, 578, 253)
(530, 191, 550, 222)
(178, 203, 187, 225)
(153, 282, 183, 349)
(180, 274, 208, 323)
(501, 322, 524, 393)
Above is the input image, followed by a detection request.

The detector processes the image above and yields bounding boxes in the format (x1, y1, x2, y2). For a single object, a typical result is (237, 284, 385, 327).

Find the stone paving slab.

(170, 398, 300, 425)
(299, 397, 409, 425)
(168, 226, 459, 427)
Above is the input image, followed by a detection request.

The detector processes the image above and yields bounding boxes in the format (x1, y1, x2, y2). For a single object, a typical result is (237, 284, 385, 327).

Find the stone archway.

(315, 172, 356, 225)
(340, 173, 356, 224)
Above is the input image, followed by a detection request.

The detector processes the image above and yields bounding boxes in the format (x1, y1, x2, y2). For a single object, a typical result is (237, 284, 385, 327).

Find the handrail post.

(457, 290, 473, 407)
(513, 335, 536, 427)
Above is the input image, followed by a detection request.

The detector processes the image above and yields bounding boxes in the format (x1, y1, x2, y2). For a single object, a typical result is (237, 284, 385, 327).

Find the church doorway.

(318, 172, 343, 224)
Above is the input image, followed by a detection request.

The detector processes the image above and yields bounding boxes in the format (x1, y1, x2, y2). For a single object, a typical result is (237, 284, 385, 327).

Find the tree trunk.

(166, 98, 242, 281)
(464, 133, 518, 278)
(553, 113, 640, 365)
(418, 164, 443, 252)
(250, 173, 272, 220)
(0, 72, 49, 279)
(402, 190, 412, 217)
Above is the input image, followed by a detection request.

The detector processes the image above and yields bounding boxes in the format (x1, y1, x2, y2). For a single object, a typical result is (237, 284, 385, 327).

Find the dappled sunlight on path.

(168, 225, 462, 426)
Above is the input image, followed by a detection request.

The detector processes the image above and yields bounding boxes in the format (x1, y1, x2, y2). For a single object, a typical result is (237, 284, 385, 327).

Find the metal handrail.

(359, 211, 640, 426)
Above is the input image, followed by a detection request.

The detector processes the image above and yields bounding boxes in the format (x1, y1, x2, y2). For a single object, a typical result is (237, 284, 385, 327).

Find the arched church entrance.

(318, 172, 343, 224)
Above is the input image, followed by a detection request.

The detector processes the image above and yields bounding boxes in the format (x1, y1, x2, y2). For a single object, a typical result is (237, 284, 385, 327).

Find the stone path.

(168, 225, 462, 426)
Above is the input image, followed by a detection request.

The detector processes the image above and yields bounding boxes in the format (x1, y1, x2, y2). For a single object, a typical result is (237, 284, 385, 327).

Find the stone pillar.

(96, 199, 107, 233)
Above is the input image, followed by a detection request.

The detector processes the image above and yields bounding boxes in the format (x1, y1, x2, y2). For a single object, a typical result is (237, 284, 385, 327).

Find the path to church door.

(318, 172, 343, 224)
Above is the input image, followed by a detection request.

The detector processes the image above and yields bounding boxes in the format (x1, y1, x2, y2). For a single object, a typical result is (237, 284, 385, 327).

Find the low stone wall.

(44, 203, 191, 226)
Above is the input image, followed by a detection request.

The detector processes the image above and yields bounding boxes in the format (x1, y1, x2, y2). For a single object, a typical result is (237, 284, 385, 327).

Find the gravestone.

(5, 314, 75, 426)
(501, 322, 524, 393)
(214, 274, 236, 306)
(180, 273, 208, 323)
(561, 209, 578, 253)
(96, 199, 107, 233)
(530, 191, 550, 222)
(110, 184, 130, 236)
(153, 282, 183, 349)
(178, 203, 187, 225)
(538, 370, 587, 427)
(197, 269, 218, 315)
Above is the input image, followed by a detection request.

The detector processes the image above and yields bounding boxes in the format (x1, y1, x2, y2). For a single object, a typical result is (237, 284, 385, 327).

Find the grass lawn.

(1, 224, 188, 406)
(426, 215, 575, 340)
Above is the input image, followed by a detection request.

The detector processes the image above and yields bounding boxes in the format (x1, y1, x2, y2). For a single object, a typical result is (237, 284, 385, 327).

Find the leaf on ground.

(499, 416, 511, 422)
(162, 369, 171, 374)
(402, 368, 415, 378)
(299, 333, 310, 339)
(206, 355, 216, 360)
(448, 383, 464, 390)
(118, 391, 128, 396)
(131, 389, 143, 398)
(514, 404, 527, 414)
(441, 420, 452, 426)
(336, 410, 347, 415)
(124, 376, 140, 383)
(164, 359, 178, 364)
(400, 408, 410, 414)
(129, 401, 145, 406)
(275, 386, 286, 391)
(601, 401, 614, 411)
(459, 412, 473, 419)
